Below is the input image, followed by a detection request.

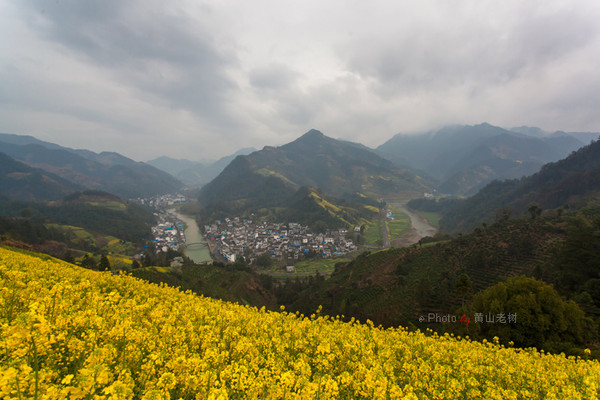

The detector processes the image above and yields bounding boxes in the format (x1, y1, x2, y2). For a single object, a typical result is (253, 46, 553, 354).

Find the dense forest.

(0, 191, 155, 260)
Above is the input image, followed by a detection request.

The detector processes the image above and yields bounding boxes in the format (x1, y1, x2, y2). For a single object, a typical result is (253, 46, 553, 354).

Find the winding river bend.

(172, 211, 212, 264)
(388, 202, 438, 247)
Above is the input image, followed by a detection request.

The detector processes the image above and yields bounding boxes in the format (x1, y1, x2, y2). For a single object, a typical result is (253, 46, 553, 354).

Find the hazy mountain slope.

(0, 152, 83, 201)
(437, 132, 576, 195)
(438, 138, 600, 232)
(377, 123, 585, 195)
(146, 156, 201, 177)
(148, 147, 257, 187)
(566, 131, 600, 144)
(0, 132, 66, 150)
(0, 140, 183, 199)
(511, 126, 599, 145)
(199, 130, 429, 208)
(376, 123, 508, 176)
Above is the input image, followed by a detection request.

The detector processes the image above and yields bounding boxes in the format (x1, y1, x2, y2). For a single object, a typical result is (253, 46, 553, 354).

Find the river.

(388, 202, 438, 247)
(171, 210, 213, 264)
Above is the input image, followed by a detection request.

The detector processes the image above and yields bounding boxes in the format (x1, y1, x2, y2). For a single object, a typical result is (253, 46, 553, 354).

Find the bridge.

(185, 241, 207, 247)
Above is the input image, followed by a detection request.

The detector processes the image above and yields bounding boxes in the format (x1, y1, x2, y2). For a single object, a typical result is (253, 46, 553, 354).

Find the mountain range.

(0, 133, 183, 200)
(0, 152, 83, 201)
(376, 123, 588, 195)
(147, 147, 257, 187)
(426, 136, 600, 232)
(197, 129, 431, 221)
(2, 122, 597, 208)
(266, 136, 600, 356)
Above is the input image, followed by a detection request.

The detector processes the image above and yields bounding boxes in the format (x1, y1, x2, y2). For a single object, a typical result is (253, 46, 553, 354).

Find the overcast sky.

(1, 1, 599, 161)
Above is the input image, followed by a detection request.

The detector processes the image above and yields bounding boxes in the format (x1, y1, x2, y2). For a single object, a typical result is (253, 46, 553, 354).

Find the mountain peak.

(284, 129, 329, 149)
(302, 129, 325, 138)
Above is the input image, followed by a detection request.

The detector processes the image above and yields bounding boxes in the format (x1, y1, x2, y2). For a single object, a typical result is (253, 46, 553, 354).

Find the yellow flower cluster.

(1, 247, 599, 399)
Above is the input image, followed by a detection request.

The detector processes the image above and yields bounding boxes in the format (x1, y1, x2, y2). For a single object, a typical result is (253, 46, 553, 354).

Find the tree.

(494, 207, 512, 223)
(527, 202, 542, 220)
(471, 276, 593, 354)
(312, 220, 329, 234)
(556, 215, 600, 292)
(80, 254, 96, 269)
(454, 273, 473, 307)
(63, 252, 75, 264)
(99, 255, 110, 271)
(254, 252, 273, 268)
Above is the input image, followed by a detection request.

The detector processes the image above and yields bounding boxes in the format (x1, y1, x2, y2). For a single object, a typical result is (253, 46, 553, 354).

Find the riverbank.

(388, 202, 437, 247)
(171, 210, 213, 264)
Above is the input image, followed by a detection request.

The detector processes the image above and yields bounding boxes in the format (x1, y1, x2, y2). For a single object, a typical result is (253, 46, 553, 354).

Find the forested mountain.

(0, 189, 155, 262)
(280, 207, 600, 356)
(198, 130, 430, 219)
(0, 133, 183, 199)
(376, 123, 586, 195)
(0, 152, 83, 201)
(0, 190, 154, 244)
(420, 138, 600, 232)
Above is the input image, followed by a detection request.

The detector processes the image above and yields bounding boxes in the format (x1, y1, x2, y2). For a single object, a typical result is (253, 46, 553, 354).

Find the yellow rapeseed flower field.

(1, 247, 599, 399)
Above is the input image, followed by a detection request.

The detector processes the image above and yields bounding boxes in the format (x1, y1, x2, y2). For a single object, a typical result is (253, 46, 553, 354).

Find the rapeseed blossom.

(1, 247, 599, 399)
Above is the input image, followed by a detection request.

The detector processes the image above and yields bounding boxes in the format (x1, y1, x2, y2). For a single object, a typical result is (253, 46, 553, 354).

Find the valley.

(5, 4, 600, 396)
(388, 202, 438, 247)
(2, 126, 600, 364)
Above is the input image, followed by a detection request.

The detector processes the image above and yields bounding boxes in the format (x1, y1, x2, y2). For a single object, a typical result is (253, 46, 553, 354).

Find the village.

(139, 193, 360, 266)
(149, 210, 186, 253)
(204, 217, 358, 264)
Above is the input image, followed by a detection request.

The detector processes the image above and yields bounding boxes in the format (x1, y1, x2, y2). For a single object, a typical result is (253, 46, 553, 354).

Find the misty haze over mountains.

(147, 147, 257, 187)
(1, 122, 597, 202)
(376, 123, 589, 195)
(0, 132, 183, 200)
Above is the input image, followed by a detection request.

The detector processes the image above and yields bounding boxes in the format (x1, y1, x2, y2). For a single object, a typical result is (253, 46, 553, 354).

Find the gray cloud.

(1, 1, 599, 161)
(17, 1, 241, 130)
(342, 3, 597, 94)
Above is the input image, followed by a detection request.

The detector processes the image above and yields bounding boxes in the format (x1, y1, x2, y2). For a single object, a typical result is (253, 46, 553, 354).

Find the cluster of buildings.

(205, 217, 358, 263)
(136, 193, 186, 209)
(149, 210, 185, 253)
(134, 194, 188, 254)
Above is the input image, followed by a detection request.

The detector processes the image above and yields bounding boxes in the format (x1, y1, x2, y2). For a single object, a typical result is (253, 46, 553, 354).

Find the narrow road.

(380, 207, 390, 249)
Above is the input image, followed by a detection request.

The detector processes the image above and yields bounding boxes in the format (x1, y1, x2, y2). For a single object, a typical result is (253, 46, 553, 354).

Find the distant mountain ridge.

(0, 152, 83, 201)
(376, 123, 587, 195)
(0, 133, 183, 200)
(432, 137, 600, 232)
(198, 130, 431, 219)
(147, 147, 257, 187)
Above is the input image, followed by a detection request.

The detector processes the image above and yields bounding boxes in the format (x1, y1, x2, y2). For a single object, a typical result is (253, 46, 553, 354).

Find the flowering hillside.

(1, 247, 599, 399)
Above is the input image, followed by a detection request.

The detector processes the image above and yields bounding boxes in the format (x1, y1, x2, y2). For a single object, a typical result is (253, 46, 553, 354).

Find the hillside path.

(380, 207, 390, 248)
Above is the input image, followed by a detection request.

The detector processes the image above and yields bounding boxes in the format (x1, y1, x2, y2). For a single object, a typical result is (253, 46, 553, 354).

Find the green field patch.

(363, 217, 382, 247)
(105, 236, 136, 255)
(363, 205, 380, 213)
(420, 211, 441, 228)
(85, 200, 127, 211)
(255, 168, 296, 186)
(138, 265, 171, 273)
(387, 207, 411, 239)
(46, 223, 135, 255)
